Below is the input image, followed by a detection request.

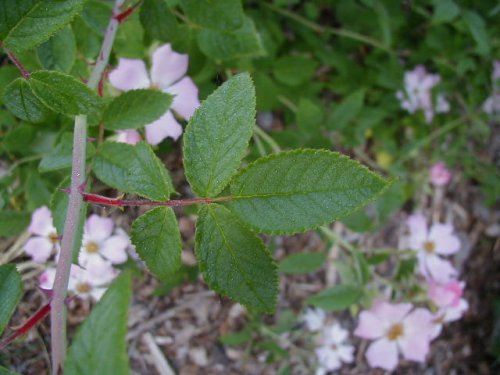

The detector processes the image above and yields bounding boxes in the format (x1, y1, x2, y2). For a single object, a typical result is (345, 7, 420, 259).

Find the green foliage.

(139, 0, 178, 42)
(305, 284, 362, 311)
(0, 264, 22, 336)
(3, 79, 52, 123)
(328, 89, 365, 130)
(92, 142, 173, 201)
(461, 9, 490, 56)
(0, 211, 30, 237)
(39, 133, 96, 172)
(278, 252, 326, 274)
(273, 56, 318, 87)
(184, 73, 256, 197)
(181, 0, 245, 31)
(131, 207, 182, 280)
(227, 149, 389, 234)
(197, 17, 264, 61)
(195, 204, 278, 312)
(65, 272, 131, 375)
(0, 0, 85, 53)
(103, 89, 173, 130)
(37, 26, 76, 73)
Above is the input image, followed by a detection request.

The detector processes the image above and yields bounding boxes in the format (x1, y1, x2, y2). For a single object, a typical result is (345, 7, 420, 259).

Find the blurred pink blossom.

(430, 161, 452, 186)
(109, 44, 200, 145)
(24, 206, 60, 263)
(396, 65, 450, 123)
(315, 323, 355, 374)
(354, 302, 434, 371)
(407, 214, 460, 283)
(428, 280, 464, 308)
(79, 214, 129, 275)
(116, 129, 141, 145)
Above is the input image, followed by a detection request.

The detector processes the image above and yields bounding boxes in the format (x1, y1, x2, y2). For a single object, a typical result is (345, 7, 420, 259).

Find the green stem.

(253, 126, 281, 154)
(319, 226, 355, 252)
(262, 2, 393, 53)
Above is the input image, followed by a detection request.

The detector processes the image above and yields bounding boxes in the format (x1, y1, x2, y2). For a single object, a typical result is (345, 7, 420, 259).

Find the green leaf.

(278, 252, 326, 274)
(0, 211, 30, 237)
(28, 71, 102, 116)
(328, 89, 365, 130)
(0, 366, 22, 375)
(92, 141, 173, 201)
(273, 56, 318, 87)
(37, 26, 76, 73)
(0, 264, 22, 336)
(352, 249, 370, 285)
(433, 0, 460, 23)
(184, 73, 256, 197)
(197, 17, 264, 61)
(65, 272, 131, 375)
(219, 327, 252, 346)
(1, 0, 86, 53)
(195, 204, 278, 312)
(39, 133, 96, 172)
(139, 0, 178, 42)
(0, 66, 20, 106)
(3, 78, 52, 123)
(296, 98, 324, 132)
(227, 149, 389, 234)
(305, 284, 362, 311)
(461, 9, 490, 56)
(182, 0, 245, 31)
(131, 207, 182, 280)
(103, 89, 173, 130)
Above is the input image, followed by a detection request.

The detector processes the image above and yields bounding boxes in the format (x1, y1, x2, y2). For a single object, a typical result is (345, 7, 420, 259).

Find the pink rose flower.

(354, 302, 434, 371)
(430, 161, 452, 186)
(24, 206, 60, 263)
(109, 44, 200, 145)
(407, 214, 460, 283)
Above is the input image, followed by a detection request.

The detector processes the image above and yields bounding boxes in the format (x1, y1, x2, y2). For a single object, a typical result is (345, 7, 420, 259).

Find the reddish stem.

(5, 49, 30, 79)
(81, 192, 232, 207)
(113, 0, 143, 23)
(0, 303, 51, 350)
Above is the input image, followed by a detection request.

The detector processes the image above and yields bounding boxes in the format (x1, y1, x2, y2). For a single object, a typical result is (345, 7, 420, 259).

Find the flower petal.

(24, 237, 53, 263)
(101, 235, 129, 264)
(315, 346, 342, 371)
(116, 129, 142, 145)
(407, 214, 428, 250)
(145, 110, 183, 145)
(84, 214, 114, 242)
(337, 344, 355, 363)
(398, 309, 433, 362)
(354, 311, 384, 339)
(29, 206, 55, 236)
(324, 323, 348, 345)
(151, 44, 188, 88)
(109, 58, 151, 91)
(429, 224, 460, 255)
(165, 76, 200, 120)
(39, 268, 57, 289)
(365, 338, 399, 371)
(373, 302, 413, 326)
(422, 254, 457, 283)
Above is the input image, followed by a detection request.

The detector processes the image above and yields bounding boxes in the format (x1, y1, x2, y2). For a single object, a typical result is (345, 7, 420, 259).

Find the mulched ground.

(1, 144, 498, 375)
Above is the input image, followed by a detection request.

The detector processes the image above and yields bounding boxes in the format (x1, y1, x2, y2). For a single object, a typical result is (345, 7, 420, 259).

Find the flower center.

(86, 241, 99, 254)
(423, 241, 435, 254)
(48, 233, 59, 244)
(76, 282, 92, 294)
(386, 323, 404, 341)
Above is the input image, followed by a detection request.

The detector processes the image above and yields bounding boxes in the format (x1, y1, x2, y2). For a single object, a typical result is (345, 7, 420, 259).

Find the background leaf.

(39, 133, 96, 172)
(461, 9, 490, 56)
(228, 149, 389, 234)
(139, 0, 178, 42)
(305, 284, 362, 311)
(0, 264, 22, 335)
(278, 252, 326, 274)
(103, 89, 172, 130)
(181, 0, 245, 31)
(92, 142, 173, 201)
(184, 73, 256, 197)
(3, 78, 52, 123)
(1, 0, 85, 53)
(37, 26, 76, 73)
(195, 204, 278, 312)
(131, 207, 182, 280)
(28, 71, 102, 117)
(65, 272, 131, 375)
(0, 211, 30, 237)
(197, 17, 264, 61)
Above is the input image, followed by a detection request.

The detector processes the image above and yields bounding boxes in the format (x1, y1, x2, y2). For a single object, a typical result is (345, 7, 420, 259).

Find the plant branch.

(4, 48, 31, 79)
(50, 1, 124, 373)
(81, 192, 233, 207)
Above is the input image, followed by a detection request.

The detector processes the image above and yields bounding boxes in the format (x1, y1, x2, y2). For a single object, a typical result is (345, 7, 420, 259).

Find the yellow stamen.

(386, 323, 404, 341)
(76, 282, 91, 293)
(423, 241, 435, 254)
(86, 242, 99, 253)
